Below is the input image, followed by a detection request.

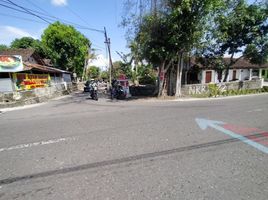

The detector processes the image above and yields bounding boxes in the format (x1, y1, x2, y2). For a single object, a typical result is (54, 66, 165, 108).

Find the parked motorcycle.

(111, 85, 126, 100)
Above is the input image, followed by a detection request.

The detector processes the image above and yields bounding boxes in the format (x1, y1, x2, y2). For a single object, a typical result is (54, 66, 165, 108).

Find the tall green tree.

(41, 22, 90, 76)
(10, 37, 46, 58)
(135, 0, 224, 96)
(0, 44, 8, 51)
(203, 0, 268, 81)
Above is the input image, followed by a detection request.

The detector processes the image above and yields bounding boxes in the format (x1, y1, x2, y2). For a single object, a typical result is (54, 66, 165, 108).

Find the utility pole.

(104, 27, 113, 87)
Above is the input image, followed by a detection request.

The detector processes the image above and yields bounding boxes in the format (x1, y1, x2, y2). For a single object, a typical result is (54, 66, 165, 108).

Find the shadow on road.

(0, 132, 267, 186)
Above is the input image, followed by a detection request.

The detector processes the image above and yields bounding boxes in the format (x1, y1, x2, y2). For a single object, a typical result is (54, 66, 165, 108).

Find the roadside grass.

(191, 86, 268, 98)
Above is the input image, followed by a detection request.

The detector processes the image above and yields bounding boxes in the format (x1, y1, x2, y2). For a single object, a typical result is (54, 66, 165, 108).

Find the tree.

(10, 37, 46, 58)
(203, 0, 268, 81)
(87, 66, 100, 79)
(11, 37, 37, 49)
(100, 70, 109, 81)
(112, 60, 132, 79)
(41, 22, 90, 76)
(135, 0, 224, 96)
(0, 44, 8, 51)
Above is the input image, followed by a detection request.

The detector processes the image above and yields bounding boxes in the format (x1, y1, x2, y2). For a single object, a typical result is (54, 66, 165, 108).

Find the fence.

(0, 82, 76, 108)
(182, 79, 263, 95)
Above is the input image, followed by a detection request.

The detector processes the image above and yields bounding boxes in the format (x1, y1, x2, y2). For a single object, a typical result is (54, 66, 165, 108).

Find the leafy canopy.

(136, 0, 225, 66)
(87, 66, 100, 79)
(41, 22, 90, 76)
(10, 37, 46, 58)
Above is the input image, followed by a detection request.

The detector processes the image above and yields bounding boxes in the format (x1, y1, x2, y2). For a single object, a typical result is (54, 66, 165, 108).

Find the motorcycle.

(84, 80, 98, 101)
(90, 82, 98, 101)
(111, 85, 126, 100)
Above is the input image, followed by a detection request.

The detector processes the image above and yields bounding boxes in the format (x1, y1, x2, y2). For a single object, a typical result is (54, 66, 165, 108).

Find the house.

(0, 49, 72, 92)
(184, 58, 268, 85)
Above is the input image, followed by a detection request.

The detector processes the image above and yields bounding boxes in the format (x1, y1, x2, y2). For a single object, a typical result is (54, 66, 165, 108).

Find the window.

(252, 69, 259, 77)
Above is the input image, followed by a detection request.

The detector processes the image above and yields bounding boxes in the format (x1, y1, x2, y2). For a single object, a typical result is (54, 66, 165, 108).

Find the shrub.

(208, 84, 219, 97)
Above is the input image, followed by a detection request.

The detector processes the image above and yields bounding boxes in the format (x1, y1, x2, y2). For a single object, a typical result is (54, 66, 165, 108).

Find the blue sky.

(0, 0, 260, 66)
(0, 0, 128, 64)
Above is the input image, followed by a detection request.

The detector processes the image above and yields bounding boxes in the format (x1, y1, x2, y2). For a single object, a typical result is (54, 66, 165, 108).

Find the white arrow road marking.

(196, 118, 268, 154)
(0, 137, 74, 153)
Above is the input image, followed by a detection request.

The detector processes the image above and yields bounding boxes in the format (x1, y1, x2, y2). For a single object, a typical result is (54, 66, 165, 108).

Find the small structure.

(0, 49, 72, 93)
(117, 74, 131, 98)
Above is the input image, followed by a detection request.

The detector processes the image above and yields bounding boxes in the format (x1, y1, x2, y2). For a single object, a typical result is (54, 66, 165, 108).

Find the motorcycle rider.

(89, 79, 98, 101)
(110, 79, 126, 100)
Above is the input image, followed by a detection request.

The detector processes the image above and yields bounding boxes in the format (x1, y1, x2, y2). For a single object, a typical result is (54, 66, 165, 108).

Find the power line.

(0, 0, 104, 33)
(0, 12, 47, 24)
(0, 0, 107, 53)
(5, 0, 51, 24)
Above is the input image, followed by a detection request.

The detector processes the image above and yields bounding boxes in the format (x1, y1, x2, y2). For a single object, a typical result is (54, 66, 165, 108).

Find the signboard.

(13, 73, 51, 90)
(0, 55, 23, 72)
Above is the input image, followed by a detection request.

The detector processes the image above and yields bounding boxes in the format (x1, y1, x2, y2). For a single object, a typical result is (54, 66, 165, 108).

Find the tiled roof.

(0, 48, 45, 65)
(23, 62, 71, 74)
(191, 57, 268, 69)
(0, 49, 35, 62)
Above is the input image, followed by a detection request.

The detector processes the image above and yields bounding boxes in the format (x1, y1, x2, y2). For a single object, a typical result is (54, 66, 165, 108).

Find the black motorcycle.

(90, 88, 98, 101)
(111, 85, 126, 100)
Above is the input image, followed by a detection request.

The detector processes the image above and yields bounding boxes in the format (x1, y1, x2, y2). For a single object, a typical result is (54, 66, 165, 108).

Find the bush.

(139, 75, 156, 85)
(262, 86, 268, 92)
(208, 84, 219, 97)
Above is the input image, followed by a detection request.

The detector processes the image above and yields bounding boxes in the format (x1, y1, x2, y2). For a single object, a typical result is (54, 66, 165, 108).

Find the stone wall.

(0, 82, 76, 108)
(182, 79, 263, 95)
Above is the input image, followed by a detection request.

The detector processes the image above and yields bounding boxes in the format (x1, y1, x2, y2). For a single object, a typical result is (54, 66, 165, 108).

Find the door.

(205, 71, 212, 83)
(232, 70, 236, 80)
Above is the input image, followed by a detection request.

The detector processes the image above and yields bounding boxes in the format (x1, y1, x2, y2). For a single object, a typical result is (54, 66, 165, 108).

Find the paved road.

(0, 93, 268, 200)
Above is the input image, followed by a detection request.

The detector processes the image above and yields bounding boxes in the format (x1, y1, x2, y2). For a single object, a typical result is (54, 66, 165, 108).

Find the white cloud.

(51, 0, 67, 6)
(88, 54, 108, 71)
(0, 26, 38, 45)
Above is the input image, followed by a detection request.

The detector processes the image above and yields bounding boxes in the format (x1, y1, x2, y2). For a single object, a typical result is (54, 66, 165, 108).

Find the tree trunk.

(223, 53, 235, 82)
(157, 61, 165, 97)
(223, 65, 230, 82)
(175, 52, 183, 97)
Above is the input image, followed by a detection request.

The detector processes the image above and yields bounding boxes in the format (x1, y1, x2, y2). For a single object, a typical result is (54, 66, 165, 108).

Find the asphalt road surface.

(0, 93, 268, 200)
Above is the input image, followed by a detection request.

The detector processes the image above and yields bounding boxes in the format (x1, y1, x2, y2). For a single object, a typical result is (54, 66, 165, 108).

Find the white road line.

(0, 137, 74, 153)
(247, 108, 263, 113)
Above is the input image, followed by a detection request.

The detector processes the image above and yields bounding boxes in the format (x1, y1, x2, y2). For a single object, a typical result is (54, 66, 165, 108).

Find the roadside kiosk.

(117, 74, 131, 98)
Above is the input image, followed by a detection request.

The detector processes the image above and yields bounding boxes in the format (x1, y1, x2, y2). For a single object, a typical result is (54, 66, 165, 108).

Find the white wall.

(0, 78, 13, 92)
(241, 69, 250, 81)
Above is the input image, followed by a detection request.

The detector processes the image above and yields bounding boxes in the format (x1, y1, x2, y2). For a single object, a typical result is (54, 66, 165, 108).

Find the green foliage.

(41, 21, 90, 76)
(262, 86, 268, 92)
(11, 37, 37, 49)
(208, 83, 219, 97)
(198, 0, 268, 81)
(112, 61, 132, 79)
(137, 64, 157, 85)
(10, 37, 46, 58)
(87, 66, 100, 79)
(137, 15, 173, 66)
(0, 44, 8, 51)
(100, 70, 109, 81)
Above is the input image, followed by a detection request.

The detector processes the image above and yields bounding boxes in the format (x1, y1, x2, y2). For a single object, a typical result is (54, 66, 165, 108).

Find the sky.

(0, 0, 128, 68)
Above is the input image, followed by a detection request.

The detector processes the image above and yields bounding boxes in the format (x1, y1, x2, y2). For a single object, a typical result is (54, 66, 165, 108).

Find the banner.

(0, 55, 23, 72)
(13, 73, 51, 90)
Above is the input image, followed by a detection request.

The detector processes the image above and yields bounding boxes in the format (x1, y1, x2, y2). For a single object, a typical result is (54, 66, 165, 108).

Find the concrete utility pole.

(104, 27, 113, 87)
